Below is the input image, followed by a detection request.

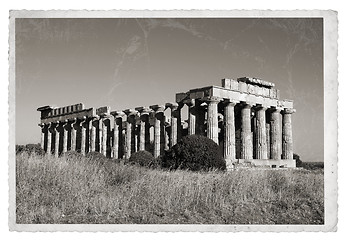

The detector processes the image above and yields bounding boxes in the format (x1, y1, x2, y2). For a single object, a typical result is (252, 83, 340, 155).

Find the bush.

(85, 151, 110, 166)
(128, 150, 156, 168)
(294, 153, 302, 167)
(162, 135, 226, 171)
(16, 144, 45, 156)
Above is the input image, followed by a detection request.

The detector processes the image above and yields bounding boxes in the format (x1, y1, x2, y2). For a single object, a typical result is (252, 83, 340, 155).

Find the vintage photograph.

(9, 10, 337, 231)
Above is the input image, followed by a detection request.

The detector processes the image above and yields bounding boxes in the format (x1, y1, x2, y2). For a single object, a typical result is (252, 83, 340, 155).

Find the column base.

(234, 159, 296, 168)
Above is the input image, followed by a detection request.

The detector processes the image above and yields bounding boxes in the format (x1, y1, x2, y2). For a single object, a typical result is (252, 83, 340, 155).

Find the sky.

(15, 18, 323, 162)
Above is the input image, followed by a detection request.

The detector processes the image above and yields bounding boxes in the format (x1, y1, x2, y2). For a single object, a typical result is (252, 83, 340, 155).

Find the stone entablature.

(37, 77, 296, 169)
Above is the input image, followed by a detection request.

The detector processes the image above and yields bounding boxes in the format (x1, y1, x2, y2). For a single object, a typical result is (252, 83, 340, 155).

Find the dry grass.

(16, 152, 324, 224)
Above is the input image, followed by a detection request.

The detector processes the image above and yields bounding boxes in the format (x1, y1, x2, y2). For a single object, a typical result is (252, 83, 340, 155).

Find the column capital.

(150, 104, 165, 113)
(135, 106, 152, 115)
(165, 102, 179, 111)
(111, 110, 125, 119)
(204, 96, 222, 104)
(282, 108, 296, 114)
(183, 99, 195, 107)
(268, 106, 282, 113)
(240, 101, 255, 109)
(254, 103, 269, 111)
(223, 98, 239, 106)
(123, 109, 138, 116)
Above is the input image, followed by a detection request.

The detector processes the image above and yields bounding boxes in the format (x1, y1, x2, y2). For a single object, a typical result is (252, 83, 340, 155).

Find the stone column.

(240, 103, 253, 159)
(269, 108, 282, 159)
(112, 111, 124, 159)
(39, 124, 45, 149)
(282, 108, 296, 159)
(71, 118, 77, 152)
(150, 105, 165, 158)
(186, 99, 196, 135)
(62, 120, 68, 153)
(166, 103, 180, 147)
(137, 107, 151, 151)
(89, 117, 98, 152)
(124, 109, 137, 159)
(98, 118, 103, 153)
(54, 121, 60, 158)
(254, 105, 268, 159)
(80, 117, 86, 155)
(224, 100, 237, 168)
(102, 117, 109, 156)
(196, 102, 207, 136)
(46, 123, 52, 156)
(164, 122, 170, 151)
(206, 98, 220, 144)
(266, 123, 271, 158)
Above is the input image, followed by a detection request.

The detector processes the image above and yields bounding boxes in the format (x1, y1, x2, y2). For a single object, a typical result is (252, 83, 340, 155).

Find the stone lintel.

(38, 103, 85, 119)
(37, 105, 55, 112)
(176, 92, 189, 103)
(237, 77, 275, 88)
(40, 108, 95, 124)
(96, 106, 110, 116)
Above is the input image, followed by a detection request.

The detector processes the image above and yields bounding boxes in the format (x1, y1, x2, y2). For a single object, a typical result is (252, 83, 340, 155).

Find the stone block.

(221, 78, 231, 89)
(247, 84, 256, 95)
(254, 85, 262, 96)
(176, 92, 188, 103)
(239, 82, 247, 93)
(96, 106, 110, 116)
(230, 79, 239, 91)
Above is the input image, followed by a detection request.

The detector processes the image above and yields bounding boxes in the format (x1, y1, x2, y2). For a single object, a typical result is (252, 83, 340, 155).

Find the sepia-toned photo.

(8, 10, 338, 232)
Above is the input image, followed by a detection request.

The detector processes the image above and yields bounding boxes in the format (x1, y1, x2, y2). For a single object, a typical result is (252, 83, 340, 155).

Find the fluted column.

(89, 117, 98, 152)
(111, 111, 124, 159)
(150, 105, 165, 158)
(166, 103, 181, 147)
(39, 124, 45, 149)
(269, 108, 281, 159)
(186, 99, 196, 135)
(98, 118, 103, 153)
(80, 117, 86, 155)
(254, 105, 268, 159)
(196, 102, 207, 136)
(206, 98, 220, 144)
(101, 117, 110, 156)
(224, 100, 237, 168)
(46, 123, 52, 156)
(266, 123, 270, 158)
(62, 120, 68, 153)
(164, 123, 170, 151)
(71, 118, 77, 152)
(124, 109, 137, 159)
(282, 108, 296, 159)
(54, 121, 60, 158)
(240, 103, 253, 159)
(137, 107, 151, 151)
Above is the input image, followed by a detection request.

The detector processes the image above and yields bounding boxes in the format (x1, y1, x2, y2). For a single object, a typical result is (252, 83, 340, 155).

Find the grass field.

(16, 152, 324, 224)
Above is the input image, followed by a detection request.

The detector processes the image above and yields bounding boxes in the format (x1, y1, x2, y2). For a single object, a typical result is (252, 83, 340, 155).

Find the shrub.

(293, 153, 302, 167)
(16, 143, 45, 156)
(128, 150, 156, 168)
(162, 135, 226, 171)
(85, 151, 109, 166)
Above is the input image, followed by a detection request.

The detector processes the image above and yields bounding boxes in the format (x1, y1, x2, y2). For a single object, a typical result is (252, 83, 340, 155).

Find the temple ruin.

(37, 77, 296, 169)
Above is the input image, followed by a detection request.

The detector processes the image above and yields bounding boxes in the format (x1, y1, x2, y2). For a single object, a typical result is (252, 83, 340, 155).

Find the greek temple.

(37, 77, 296, 168)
